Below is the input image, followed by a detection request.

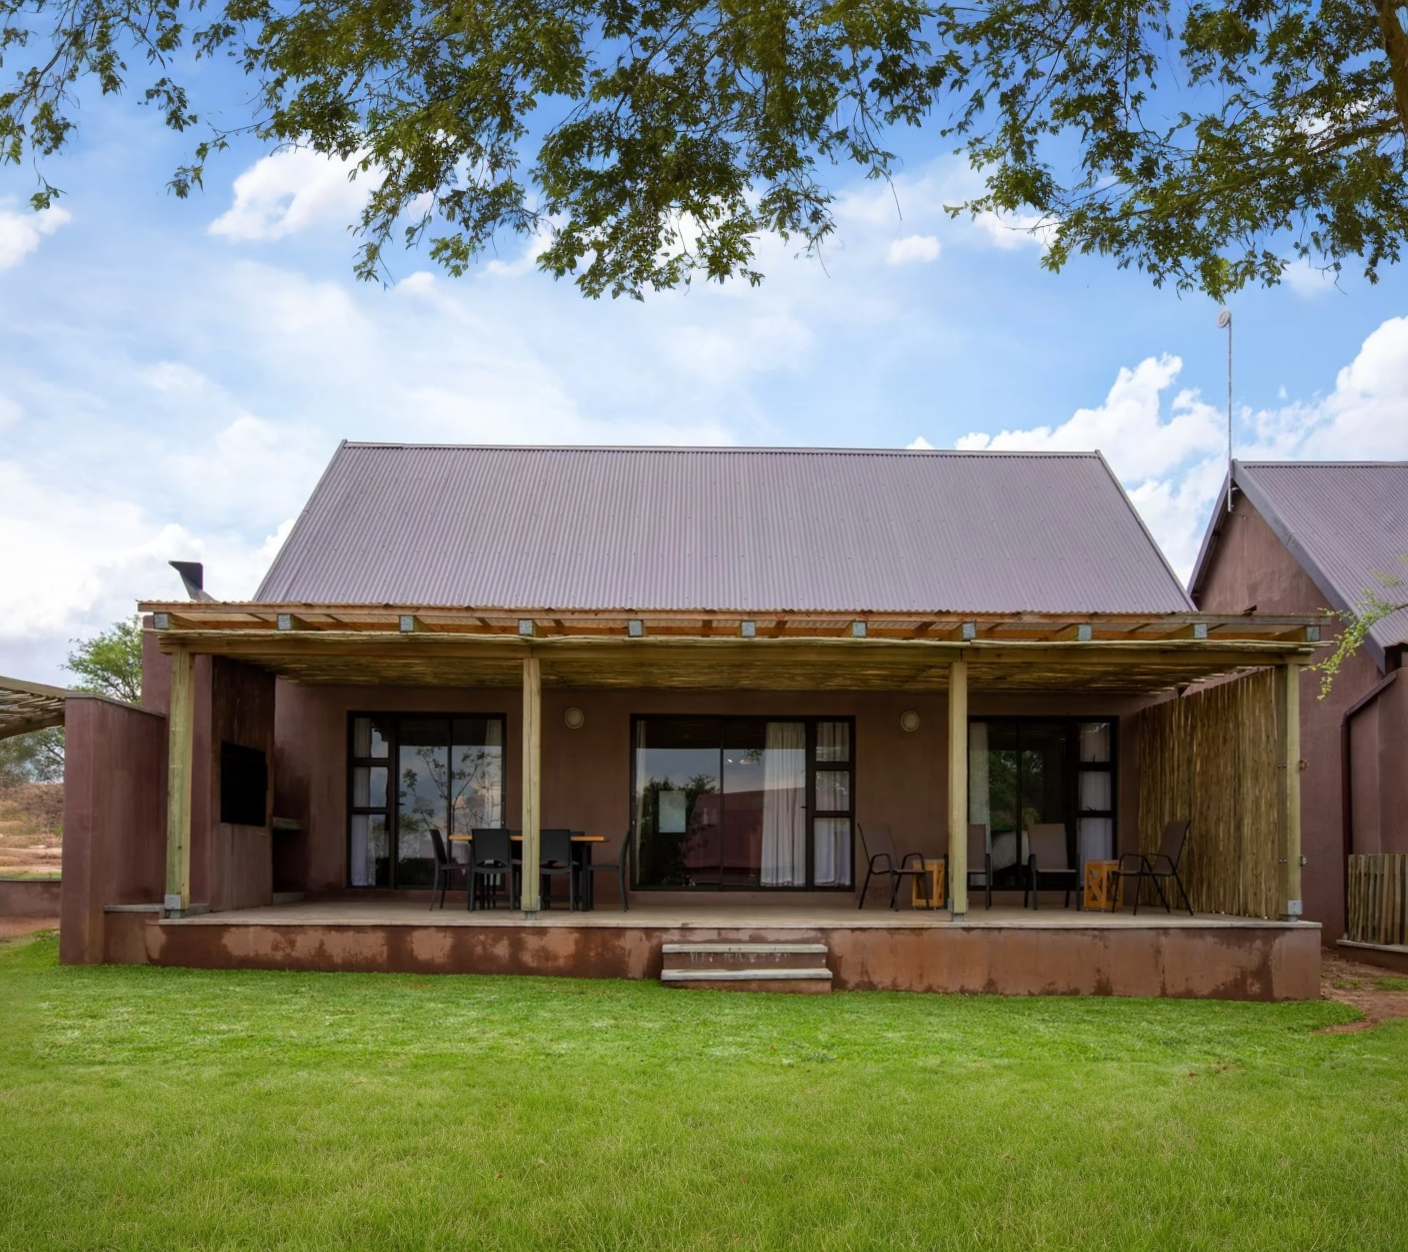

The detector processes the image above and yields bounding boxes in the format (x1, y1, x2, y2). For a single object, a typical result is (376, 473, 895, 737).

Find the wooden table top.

(448, 833, 606, 842)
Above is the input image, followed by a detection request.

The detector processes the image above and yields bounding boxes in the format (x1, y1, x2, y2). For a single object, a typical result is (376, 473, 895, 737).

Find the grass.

(1, 931, 1406, 1251)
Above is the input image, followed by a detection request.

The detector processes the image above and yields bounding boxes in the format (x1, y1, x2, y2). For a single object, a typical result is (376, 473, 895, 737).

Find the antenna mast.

(1217, 308, 1233, 513)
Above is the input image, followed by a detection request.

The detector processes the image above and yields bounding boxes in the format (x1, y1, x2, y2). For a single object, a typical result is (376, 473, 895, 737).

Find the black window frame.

(628, 713, 856, 891)
(346, 711, 508, 890)
(966, 714, 1119, 872)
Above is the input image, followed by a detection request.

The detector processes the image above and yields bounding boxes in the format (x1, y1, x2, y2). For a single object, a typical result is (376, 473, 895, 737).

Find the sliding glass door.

(348, 713, 505, 888)
(967, 717, 1116, 888)
(632, 716, 854, 889)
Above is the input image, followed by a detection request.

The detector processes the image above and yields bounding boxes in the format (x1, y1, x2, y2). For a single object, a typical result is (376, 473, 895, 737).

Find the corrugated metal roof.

(1198, 460, 1408, 663)
(255, 444, 1194, 614)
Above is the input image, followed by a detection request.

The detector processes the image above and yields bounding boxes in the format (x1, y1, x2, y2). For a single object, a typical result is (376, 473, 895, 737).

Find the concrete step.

(662, 941, 828, 971)
(661, 967, 833, 994)
(660, 941, 832, 991)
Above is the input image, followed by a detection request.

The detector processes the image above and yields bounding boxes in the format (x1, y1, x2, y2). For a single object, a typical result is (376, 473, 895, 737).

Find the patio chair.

(967, 823, 993, 909)
(857, 822, 930, 911)
(468, 828, 517, 911)
(580, 832, 633, 911)
(1112, 820, 1194, 916)
(429, 828, 471, 910)
(539, 828, 579, 911)
(1024, 823, 1077, 910)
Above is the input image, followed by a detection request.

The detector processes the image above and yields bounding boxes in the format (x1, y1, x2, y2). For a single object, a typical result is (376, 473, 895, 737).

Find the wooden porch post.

(1275, 662, 1303, 921)
(164, 649, 195, 915)
(520, 654, 542, 916)
(948, 659, 968, 918)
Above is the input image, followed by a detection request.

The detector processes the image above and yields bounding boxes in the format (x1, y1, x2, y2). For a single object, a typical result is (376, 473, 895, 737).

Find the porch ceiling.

(139, 604, 1322, 693)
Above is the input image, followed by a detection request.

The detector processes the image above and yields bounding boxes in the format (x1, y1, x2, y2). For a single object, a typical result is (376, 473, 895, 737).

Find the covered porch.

(66, 601, 1322, 997)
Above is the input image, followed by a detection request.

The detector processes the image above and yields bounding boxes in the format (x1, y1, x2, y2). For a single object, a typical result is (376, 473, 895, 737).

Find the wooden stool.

(911, 859, 946, 910)
(1083, 860, 1120, 911)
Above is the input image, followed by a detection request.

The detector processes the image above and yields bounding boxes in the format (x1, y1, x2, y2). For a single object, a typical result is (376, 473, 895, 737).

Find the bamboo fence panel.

(1347, 854, 1408, 946)
(1135, 670, 1279, 918)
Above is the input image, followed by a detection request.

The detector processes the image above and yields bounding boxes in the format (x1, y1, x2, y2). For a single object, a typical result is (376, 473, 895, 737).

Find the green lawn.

(2, 932, 1406, 1251)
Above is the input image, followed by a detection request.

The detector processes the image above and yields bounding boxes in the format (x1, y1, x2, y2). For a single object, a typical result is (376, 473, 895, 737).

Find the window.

(968, 717, 1118, 885)
(631, 716, 854, 890)
(220, 742, 267, 827)
(348, 714, 506, 888)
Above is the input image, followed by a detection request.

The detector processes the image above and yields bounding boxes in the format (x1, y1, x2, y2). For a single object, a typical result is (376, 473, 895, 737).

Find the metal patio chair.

(857, 822, 930, 911)
(429, 827, 471, 910)
(966, 822, 993, 909)
(581, 831, 633, 912)
(468, 828, 517, 911)
(1024, 823, 1078, 910)
(538, 828, 579, 910)
(1113, 819, 1194, 916)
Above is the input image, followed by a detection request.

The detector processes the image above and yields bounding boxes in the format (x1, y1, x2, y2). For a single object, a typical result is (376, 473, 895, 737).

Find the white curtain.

(761, 722, 807, 886)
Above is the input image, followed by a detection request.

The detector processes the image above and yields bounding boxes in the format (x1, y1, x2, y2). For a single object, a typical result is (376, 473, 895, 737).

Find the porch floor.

(133, 896, 1321, 1000)
(163, 897, 1300, 931)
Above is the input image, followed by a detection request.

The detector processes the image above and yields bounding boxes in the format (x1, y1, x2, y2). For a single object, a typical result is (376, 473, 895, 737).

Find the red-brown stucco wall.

(60, 696, 168, 963)
(141, 634, 276, 915)
(272, 682, 1150, 902)
(1194, 492, 1394, 937)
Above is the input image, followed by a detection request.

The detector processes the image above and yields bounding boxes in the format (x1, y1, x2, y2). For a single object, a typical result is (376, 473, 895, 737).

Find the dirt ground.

(1318, 953, 1408, 1031)
(0, 782, 62, 878)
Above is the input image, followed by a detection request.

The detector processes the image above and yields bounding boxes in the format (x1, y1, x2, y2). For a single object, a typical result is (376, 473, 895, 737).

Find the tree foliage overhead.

(3, 0, 1407, 297)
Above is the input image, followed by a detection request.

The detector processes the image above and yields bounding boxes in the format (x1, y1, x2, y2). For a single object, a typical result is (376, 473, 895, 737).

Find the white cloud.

(886, 235, 941, 265)
(210, 149, 376, 242)
(958, 355, 1223, 481)
(1281, 258, 1338, 299)
(907, 435, 935, 449)
(955, 320, 1408, 580)
(0, 205, 71, 270)
(972, 210, 1057, 252)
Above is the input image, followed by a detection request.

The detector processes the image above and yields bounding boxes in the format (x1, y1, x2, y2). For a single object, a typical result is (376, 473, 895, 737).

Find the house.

(1189, 460, 1408, 964)
(60, 444, 1321, 997)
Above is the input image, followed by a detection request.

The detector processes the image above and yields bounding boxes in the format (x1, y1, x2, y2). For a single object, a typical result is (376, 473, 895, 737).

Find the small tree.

(0, 727, 64, 788)
(1315, 561, 1408, 698)
(64, 617, 143, 704)
(0, 617, 146, 786)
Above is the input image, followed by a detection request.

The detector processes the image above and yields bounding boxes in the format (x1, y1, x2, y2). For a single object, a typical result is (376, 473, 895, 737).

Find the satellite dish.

(1217, 308, 1232, 328)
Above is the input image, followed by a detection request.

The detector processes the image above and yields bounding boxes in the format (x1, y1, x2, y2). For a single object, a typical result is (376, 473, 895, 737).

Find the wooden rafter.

(0, 675, 71, 741)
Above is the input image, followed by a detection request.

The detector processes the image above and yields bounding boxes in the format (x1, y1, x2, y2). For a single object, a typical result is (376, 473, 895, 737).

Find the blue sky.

(2, 78, 1407, 683)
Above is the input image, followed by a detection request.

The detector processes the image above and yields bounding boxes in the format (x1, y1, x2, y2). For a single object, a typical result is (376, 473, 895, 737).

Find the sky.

(2, 72, 1407, 684)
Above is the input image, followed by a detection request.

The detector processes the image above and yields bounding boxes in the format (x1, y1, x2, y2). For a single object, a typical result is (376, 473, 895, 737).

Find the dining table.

(448, 831, 606, 910)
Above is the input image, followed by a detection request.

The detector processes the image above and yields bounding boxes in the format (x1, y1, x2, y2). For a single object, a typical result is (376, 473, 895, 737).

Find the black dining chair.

(468, 828, 517, 911)
(539, 828, 578, 910)
(581, 832, 633, 912)
(429, 828, 471, 910)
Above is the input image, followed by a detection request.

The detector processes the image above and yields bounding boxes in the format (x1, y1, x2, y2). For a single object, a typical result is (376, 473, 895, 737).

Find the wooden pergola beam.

(520, 655, 542, 916)
(164, 650, 195, 915)
(948, 660, 968, 918)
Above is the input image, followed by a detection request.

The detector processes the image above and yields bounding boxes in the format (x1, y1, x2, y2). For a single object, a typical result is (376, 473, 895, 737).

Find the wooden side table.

(911, 859, 947, 910)
(1083, 860, 1121, 911)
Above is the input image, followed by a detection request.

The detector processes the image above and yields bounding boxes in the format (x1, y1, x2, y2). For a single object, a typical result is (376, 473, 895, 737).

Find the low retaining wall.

(0, 877, 61, 917)
(143, 917, 1321, 1001)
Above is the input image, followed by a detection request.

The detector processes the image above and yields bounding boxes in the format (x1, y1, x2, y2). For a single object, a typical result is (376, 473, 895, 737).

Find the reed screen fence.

(1346, 854, 1407, 947)
(1134, 670, 1280, 918)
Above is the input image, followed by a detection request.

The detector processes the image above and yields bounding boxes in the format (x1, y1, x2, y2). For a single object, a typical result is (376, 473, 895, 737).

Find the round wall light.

(564, 707, 585, 730)
(899, 710, 921, 733)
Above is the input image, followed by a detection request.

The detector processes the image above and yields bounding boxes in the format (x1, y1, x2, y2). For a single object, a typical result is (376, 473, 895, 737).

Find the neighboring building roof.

(1189, 460, 1408, 666)
(256, 443, 1194, 615)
